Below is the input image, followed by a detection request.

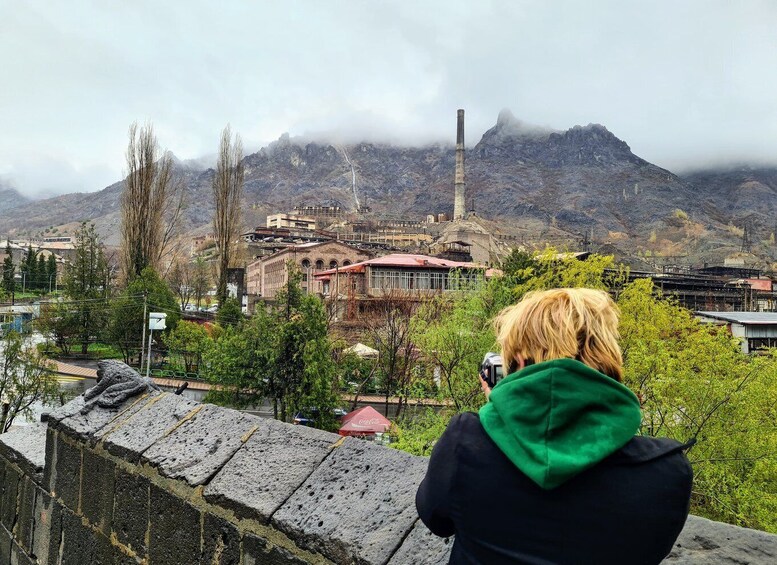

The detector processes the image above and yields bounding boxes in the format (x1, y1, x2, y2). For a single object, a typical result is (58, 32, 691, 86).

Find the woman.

(416, 288, 692, 564)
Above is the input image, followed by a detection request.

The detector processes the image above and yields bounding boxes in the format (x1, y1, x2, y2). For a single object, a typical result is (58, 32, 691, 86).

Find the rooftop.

(314, 253, 483, 277)
(696, 311, 777, 325)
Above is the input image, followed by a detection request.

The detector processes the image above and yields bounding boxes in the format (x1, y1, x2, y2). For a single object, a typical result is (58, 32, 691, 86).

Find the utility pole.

(139, 292, 148, 373)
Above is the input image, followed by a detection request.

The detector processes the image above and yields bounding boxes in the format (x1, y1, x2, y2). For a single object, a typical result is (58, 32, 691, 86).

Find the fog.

(1, 0, 776, 197)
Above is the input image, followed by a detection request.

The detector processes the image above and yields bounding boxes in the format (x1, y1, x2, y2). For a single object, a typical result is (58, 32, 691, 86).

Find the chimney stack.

(453, 109, 466, 220)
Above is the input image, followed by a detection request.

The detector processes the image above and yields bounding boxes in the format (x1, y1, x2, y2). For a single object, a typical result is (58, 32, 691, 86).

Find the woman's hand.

(479, 374, 492, 402)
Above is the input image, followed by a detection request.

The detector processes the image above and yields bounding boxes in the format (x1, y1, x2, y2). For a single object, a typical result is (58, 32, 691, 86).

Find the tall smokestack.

(453, 109, 466, 220)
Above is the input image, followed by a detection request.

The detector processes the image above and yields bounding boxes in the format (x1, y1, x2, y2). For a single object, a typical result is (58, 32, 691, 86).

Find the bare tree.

(212, 125, 244, 305)
(191, 257, 211, 309)
(169, 260, 193, 311)
(364, 289, 419, 418)
(120, 121, 185, 283)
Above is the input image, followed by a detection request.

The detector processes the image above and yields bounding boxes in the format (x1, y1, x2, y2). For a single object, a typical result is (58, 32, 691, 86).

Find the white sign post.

(146, 313, 167, 378)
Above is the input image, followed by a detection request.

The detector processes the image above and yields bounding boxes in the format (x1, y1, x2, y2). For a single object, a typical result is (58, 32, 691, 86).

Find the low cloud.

(1, 1, 776, 197)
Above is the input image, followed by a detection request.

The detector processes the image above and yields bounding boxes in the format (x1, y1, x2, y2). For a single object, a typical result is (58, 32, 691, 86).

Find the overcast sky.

(1, 0, 776, 197)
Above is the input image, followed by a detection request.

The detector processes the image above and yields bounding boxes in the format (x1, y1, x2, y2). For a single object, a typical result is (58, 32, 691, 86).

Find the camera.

(480, 352, 505, 389)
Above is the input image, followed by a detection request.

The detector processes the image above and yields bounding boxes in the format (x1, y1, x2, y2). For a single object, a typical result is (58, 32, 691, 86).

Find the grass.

(37, 341, 124, 360)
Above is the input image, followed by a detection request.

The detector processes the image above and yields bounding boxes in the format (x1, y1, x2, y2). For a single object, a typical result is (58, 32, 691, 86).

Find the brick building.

(246, 241, 373, 303)
(313, 253, 493, 320)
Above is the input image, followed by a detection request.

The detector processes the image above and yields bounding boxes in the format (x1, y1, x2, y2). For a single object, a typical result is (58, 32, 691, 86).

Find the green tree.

(514, 248, 625, 295)
(64, 223, 110, 354)
(390, 408, 452, 457)
(205, 263, 338, 428)
(22, 244, 37, 292)
(618, 278, 777, 532)
(2, 242, 14, 295)
(216, 297, 243, 328)
(204, 318, 273, 409)
(0, 330, 59, 432)
(500, 248, 540, 283)
(167, 321, 211, 374)
(46, 253, 57, 292)
(37, 254, 47, 291)
(108, 267, 180, 364)
(35, 301, 80, 356)
(412, 279, 503, 411)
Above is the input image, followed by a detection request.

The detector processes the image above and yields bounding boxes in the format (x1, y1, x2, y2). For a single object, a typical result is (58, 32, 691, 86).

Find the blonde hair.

(494, 288, 623, 381)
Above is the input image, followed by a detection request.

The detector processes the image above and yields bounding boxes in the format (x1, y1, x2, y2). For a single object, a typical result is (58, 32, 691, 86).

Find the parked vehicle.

(293, 407, 347, 426)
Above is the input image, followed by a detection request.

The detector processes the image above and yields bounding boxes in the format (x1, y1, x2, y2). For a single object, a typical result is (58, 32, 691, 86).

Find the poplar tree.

(1, 242, 14, 295)
(119, 122, 184, 283)
(212, 125, 244, 305)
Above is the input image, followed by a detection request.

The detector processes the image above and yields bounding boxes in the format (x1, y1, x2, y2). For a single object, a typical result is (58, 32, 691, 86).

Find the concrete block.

(0, 460, 6, 524)
(241, 533, 310, 565)
(0, 524, 11, 565)
(50, 436, 81, 512)
(46, 396, 86, 428)
(205, 419, 338, 522)
(0, 424, 46, 485)
(13, 478, 36, 554)
(662, 514, 777, 564)
(10, 544, 34, 565)
(56, 390, 159, 443)
(112, 468, 149, 555)
(30, 487, 58, 565)
(101, 392, 198, 462)
(142, 404, 259, 486)
(148, 484, 202, 565)
(79, 449, 114, 534)
(42, 427, 56, 493)
(58, 506, 134, 565)
(1, 463, 21, 531)
(202, 513, 240, 565)
(10, 541, 34, 565)
(388, 520, 452, 565)
(272, 438, 428, 565)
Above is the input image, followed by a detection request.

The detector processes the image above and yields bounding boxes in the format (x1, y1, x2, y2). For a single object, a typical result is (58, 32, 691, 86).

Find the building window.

(329, 260, 338, 269)
(343, 260, 351, 266)
(315, 259, 324, 270)
(301, 259, 310, 269)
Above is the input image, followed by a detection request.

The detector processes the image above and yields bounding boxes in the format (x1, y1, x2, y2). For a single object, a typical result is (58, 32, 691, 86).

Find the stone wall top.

(0, 422, 46, 484)
(2, 360, 776, 564)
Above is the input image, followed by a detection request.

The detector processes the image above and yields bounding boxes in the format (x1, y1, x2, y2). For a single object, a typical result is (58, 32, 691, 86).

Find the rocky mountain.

(2, 112, 776, 266)
(0, 185, 31, 215)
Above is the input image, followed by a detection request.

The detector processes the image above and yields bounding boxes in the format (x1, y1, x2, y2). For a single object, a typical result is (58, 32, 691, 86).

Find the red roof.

(338, 406, 391, 436)
(314, 253, 482, 278)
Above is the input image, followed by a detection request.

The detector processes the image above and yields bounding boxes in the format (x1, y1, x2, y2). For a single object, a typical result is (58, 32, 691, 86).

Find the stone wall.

(0, 362, 775, 564)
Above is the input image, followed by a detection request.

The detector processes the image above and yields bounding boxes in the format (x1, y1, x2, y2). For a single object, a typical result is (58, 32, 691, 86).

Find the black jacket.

(416, 413, 693, 565)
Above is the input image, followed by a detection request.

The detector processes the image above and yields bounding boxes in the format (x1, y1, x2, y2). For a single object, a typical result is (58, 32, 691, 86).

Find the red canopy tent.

(338, 406, 391, 437)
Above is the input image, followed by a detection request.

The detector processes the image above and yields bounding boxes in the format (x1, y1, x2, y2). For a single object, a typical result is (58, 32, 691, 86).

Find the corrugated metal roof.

(696, 311, 777, 325)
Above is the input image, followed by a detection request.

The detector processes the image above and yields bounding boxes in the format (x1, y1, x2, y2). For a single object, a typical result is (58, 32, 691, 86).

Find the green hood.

(479, 358, 641, 490)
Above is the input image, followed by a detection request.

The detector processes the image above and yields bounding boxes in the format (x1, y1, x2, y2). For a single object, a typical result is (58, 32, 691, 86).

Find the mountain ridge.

(2, 113, 776, 266)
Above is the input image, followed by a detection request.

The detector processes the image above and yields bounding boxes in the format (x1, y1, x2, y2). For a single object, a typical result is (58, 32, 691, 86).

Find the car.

(293, 407, 348, 426)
